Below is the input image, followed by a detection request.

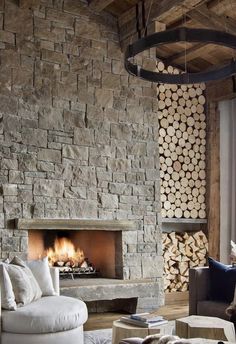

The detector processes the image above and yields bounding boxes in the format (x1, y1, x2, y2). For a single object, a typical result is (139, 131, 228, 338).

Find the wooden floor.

(84, 292, 189, 331)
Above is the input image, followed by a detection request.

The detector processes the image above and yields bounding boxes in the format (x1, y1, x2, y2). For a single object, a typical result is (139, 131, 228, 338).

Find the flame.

(47, 237, 85, 267)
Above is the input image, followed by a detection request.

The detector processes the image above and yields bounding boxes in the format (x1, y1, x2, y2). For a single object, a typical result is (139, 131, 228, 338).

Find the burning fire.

(47, 237, 85, 267)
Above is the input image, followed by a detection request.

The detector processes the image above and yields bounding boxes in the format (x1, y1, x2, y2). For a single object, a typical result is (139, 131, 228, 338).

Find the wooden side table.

(176, 315, 236, 342)
(112, 320, 171, 344)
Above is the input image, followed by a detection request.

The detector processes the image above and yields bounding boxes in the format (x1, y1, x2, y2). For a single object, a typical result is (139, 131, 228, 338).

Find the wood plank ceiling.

(88, 0, 236, 72)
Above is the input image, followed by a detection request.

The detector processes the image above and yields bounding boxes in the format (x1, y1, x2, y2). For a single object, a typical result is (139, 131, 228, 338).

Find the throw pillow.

(0, 264, 17, 310)
(11, 256, 42, 300)
(26, 256, 56, 296)
(3, 257, 42, 307)
(208, 257, 236, 303)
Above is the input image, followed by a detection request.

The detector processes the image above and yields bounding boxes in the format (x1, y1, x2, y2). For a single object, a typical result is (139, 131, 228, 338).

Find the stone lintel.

(16, 218, 137, 231)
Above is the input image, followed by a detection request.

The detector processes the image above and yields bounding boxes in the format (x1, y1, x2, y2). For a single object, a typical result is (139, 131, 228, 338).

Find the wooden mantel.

(16, 219, 137, 231)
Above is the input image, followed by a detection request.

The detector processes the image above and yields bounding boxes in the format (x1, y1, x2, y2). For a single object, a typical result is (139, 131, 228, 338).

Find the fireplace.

(16, 218, 163, 313)
(28, 229, 122, 278)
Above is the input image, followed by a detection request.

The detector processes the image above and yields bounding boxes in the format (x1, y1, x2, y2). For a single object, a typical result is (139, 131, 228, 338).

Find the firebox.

(28, 229, 122, 279)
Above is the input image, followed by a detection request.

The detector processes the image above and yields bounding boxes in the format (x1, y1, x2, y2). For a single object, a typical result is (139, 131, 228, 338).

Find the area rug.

(84, 328, 112, 344)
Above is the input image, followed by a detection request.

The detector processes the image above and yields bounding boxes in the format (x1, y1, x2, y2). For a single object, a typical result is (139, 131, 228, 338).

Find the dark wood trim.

(206, 101, 220, 260)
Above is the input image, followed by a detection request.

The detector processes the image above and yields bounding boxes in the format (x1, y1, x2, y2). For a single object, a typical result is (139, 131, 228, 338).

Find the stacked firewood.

(157, 61, 207, 219)
(162, 230, 208, 292)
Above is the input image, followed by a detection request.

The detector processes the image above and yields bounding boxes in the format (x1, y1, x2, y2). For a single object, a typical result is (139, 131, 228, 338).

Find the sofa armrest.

(189, 266, 210, 315)
(50, 267, 60, 295)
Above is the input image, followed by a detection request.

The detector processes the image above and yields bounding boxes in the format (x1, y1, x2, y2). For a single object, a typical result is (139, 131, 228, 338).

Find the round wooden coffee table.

(176, 315, 236, 342)
(112, 320, 171, 344)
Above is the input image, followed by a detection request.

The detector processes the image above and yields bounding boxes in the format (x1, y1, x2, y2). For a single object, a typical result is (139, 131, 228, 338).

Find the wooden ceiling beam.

(119, 0, 185, 42)
(88, 0, 115, 12)
(187, 4, 236, 34)
(164, 43, 206, 64)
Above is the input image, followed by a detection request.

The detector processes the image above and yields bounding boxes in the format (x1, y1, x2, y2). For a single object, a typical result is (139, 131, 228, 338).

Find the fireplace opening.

(28, 230, 123, 279)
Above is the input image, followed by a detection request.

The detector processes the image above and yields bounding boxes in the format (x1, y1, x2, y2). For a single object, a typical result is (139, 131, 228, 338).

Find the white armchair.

(1, 267, 88, 344)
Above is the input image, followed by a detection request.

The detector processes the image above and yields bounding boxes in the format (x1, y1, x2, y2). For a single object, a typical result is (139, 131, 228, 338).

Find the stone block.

(57, 198, 97, 218)
(22, 128, 47, 148)
(109, 183, 127, 195)
(41, 49, 69, 65)
(62, 144, 88, 161)
(46, 8, 74, 28)
(33, 179, 64, 197)
(137, 243, 156, 253)
(4, 202, 22, 219)
(20, 236, 28, 252)
(119, 195, 138, 205)
(39, 107, 64, 131)
(125, 104, 144, 124)
(5, 1, 33, 36)
(142, 255, 163, 278)
(122, 230, 138, 245)
(102, 72, 120, 90)
(0, 30, 15, 44)
(0, 213, 4, 228)
(129, 265, 142, 279)
(2, 236, 20, 252)
(63, 110, 85, 131)
(0, 95, 18, 115)
(133, 185, 154, 197)
(107, 158, 131, 172)
(2, 184, 17, 196)
(18, 153, 37, 171)
(111, 123, 131, 141)
(18, 188, 33, 203)
(144, 215, 156, 225)
(74, 127, 94, 146)
(64, 186, 86, 199)
(123, 253, 141, 267)
(37, 161, 55, 172)
(107, 41, 122, 60)
(145, 169, 159, 181)
(99, 193, 118, 209)
(95, 88, 113, 108)
(127, 142, 147, 156)
(72, 166, 96, 186)
(75, 18, 101, 40)
(38, 148, 61, 163)
(1, 158, 18, 170)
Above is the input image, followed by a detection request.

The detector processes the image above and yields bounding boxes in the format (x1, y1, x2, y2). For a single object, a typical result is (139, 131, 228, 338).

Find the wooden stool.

(112, 320, 170, 344)
(176, 315, 236, 342)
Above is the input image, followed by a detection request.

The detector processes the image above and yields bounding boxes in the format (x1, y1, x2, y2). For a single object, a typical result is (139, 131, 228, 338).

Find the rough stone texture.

(0, 0, 163, 310)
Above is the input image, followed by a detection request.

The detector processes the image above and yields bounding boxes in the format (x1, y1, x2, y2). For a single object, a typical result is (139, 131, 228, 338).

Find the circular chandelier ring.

(125, 27, 236, 84)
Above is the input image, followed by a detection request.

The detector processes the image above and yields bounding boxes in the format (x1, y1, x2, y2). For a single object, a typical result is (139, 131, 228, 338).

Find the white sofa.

(1, 267, 88, 344)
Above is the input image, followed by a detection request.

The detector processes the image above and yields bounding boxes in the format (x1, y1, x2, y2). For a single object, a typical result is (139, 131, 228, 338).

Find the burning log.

(47, 237, 85, 268)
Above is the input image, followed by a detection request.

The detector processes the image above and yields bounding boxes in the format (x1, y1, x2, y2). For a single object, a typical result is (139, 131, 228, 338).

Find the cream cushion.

(26, 257, 55, 296)
(3, 260, 42, 307)
(2, 296, 88, 334)
(0, 264, 17, 311)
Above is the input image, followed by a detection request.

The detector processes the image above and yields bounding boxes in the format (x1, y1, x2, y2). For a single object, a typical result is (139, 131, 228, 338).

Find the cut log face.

(158, 63, 206, 219)
(162, 230, 208, 292)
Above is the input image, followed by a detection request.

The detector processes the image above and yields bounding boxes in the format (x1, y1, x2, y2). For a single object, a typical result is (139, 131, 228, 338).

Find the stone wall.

(0, 0, 164, 308)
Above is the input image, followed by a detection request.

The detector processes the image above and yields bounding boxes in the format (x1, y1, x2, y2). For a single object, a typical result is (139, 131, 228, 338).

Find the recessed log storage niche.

(157, 62, 208, 293)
